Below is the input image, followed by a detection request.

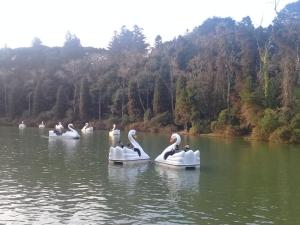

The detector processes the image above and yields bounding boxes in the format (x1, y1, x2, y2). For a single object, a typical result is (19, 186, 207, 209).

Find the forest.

(0, 1, 300, 143)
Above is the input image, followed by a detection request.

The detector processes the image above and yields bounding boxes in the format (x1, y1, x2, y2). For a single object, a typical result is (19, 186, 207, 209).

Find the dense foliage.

(0, 2, 300, 143)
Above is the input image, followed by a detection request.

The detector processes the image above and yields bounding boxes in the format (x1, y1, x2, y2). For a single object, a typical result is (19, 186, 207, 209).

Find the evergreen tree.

(153, 76, 171, 115)
(128, 79, 143, 121)
(175, 77, 191, 131)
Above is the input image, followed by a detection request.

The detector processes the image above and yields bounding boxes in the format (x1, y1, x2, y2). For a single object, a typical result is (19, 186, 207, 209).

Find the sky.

(0, 0, 297, 49)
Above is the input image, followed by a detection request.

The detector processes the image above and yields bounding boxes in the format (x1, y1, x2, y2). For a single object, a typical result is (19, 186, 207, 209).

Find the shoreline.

(1, 119, 299, 145)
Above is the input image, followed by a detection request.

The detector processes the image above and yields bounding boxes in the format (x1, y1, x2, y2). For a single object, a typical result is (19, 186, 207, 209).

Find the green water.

(0, 126, 299, 224)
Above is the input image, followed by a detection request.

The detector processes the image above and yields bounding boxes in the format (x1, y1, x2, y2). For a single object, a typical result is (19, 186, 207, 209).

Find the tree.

(154, 35, 162, 48)
(62, 31, 83, 59)
(54, 86, 68, 119)
(31, 37, 42, 47)
(153, 75, 171, 115)
(79, 77, 91, 120)
(175, 76, 191, 132)
(32, 80, 43, 116)
(128, 79, 143, 121)
(8, 81, 26, 119)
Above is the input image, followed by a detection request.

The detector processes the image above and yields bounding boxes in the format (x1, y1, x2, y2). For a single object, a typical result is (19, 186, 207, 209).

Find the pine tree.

(175, 77, 191, 132)
(128, 79, 143, 121)
(153, 76, 171, 115)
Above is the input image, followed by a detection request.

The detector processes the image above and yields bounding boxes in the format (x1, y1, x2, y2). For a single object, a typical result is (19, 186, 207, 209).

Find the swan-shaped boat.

(39, 121, 45, 129)
(109, 129, 150, 164)
(81, 122, 93, 133)
(49, 123, 80, 139)
(109, 124, 120, 137)
(155, 133, 200, 169)
(55, 122, 64, 130)
(19, 121, 26, 129)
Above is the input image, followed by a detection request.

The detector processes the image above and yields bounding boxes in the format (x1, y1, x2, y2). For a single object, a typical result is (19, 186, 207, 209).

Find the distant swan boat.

(81, 122, 94, 133)
(49, 123, 80, 139)
(19, 121, 26, 129)
(39, 121, 45, 129)
(109, 124, 120, 137)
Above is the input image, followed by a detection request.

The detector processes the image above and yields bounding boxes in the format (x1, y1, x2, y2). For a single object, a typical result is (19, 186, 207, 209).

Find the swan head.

(85, 122, 88, 125)
(170, 133, 181, 145)
(59, 122, 62, 125)
(128, 129, 137, 138)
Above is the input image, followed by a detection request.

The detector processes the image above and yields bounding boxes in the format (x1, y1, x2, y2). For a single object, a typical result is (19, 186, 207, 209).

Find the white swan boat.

(39, 121, 45, 129)
(109, 124, 120, 137)
(155, 133, 200, 169)
(81, 122, 94, 133)
(19, 121, 26, 129)
(49, 123, 80, 139)
(109, 129, 150, 164)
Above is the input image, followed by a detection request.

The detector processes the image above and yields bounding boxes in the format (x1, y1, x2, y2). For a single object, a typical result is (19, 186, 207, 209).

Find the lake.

(0, 126, 299, 224)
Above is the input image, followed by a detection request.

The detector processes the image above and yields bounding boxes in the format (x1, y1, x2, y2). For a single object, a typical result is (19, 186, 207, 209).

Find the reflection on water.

(48, 138, 80, 157)
(18, 128, 25, 136)
(48, 138, 80, 151)
(108, 163, 149, 188)
(155, 165, 200, 192)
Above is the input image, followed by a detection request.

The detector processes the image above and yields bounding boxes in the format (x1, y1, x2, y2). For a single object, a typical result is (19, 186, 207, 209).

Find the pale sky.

(0, 0, 297, 49)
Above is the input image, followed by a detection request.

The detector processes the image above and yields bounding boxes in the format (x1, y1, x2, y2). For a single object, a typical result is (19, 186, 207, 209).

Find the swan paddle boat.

(155, 133, 200, 169)
(81, 122, 93, 133)
(19, 121, 26, 129)
(109, 129, 150, 164)
(109, 124, 120, 137)
(55, 122, 64, 130)
(39, 121, 45, 129)
(49, 123, 80, 139)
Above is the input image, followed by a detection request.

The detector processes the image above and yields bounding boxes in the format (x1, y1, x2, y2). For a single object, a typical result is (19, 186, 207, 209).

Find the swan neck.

(164, 134, 181, 153)
(68, 124, 75, 132)
(128, 132, 140, 149)
(175, 134, 181, 145)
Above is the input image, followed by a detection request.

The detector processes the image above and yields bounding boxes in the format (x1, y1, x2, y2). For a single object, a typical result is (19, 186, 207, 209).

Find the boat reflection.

(48, 138, 80, 155)
(155, 166, 200, 192)
(108, 163, 149, 188)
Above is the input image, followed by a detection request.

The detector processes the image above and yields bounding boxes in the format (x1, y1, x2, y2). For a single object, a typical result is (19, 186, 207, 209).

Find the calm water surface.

(0, 126, 300, 224)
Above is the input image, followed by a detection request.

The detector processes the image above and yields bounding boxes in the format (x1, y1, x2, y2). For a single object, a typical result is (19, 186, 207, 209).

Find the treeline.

(1, 1, 300, 143)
